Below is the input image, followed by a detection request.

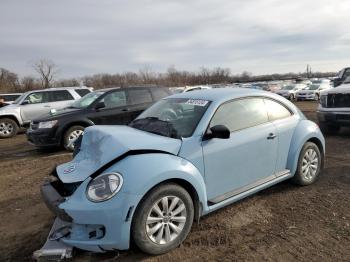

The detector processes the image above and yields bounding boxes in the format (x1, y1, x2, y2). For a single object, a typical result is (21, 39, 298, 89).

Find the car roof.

(169, 88, 276, 103)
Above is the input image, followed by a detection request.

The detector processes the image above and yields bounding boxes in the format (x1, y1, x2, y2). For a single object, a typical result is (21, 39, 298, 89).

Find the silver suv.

(0, 87, 92, 138)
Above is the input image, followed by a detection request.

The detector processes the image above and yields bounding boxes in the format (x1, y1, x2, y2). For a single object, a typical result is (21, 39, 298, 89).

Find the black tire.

(132, 183, 194, 255)
(319, 122, 340, 135)
(292, 142, 322, 186)
(315, 93, 320, 101)
(0, 118, 19, 138)
(63, 125, 85, 151)
(289, 94, 294, 101)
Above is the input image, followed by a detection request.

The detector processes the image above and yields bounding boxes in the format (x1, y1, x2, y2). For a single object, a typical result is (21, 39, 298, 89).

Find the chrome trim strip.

(208, 169, 291, 205)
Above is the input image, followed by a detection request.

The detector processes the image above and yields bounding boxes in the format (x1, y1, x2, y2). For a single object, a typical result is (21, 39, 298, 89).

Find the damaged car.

(37, 88, 325, 258)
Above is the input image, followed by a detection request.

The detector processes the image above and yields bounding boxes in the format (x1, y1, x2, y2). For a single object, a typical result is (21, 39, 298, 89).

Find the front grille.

(50, 168, 81, 197)
(327, 94, 350, 108)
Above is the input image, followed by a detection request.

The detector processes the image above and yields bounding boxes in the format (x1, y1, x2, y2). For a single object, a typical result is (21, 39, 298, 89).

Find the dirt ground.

(0, 101, 349, 262)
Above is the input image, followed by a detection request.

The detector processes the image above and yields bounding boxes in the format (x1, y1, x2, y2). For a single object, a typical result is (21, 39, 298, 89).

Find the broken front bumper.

(39, 176, 142, 253)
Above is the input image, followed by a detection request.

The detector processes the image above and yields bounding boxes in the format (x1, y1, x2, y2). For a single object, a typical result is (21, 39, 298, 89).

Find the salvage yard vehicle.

(0, 87, 91, 138)
(275, 83, 307, 100)
(317, 80, 350, 134)
(36, 88, 325, 259)
(295, 83, 332, 101)
(333, 67, 350, 87)
(0, 93, 22, 107)
(27, 86, 172, 151)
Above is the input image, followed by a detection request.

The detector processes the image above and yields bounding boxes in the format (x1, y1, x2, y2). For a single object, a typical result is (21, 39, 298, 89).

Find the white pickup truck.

(317, 79, 350, 134)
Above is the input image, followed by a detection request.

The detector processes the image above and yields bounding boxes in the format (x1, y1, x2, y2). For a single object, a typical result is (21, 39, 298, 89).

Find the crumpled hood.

(57, 125, 182, 183)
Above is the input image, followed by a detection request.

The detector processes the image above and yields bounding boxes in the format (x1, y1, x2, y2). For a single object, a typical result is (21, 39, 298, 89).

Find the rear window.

(74, 89, 91, 97)
(128, 89, 153, 105)
(50, 90, 74, 102)
(0, 94, 21, 101)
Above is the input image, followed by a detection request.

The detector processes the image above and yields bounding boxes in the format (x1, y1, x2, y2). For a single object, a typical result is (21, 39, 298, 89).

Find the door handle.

(122, 108, 129, 112)
(267, 133, 277, 140)
(44, 105, 51, 107)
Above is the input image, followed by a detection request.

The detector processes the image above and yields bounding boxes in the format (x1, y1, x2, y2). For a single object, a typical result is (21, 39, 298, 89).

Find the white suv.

(0, 87, 92, 138)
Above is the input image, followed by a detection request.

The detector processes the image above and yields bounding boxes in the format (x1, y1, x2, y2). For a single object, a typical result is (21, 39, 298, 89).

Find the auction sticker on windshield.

(185, 99, 209, 106)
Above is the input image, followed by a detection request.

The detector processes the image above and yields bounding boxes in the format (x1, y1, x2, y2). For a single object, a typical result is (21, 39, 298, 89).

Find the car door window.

(264, 99, 292, 121)
(25, 92, 50, 104)
(101, 91, 127, 108)
(50, 90, 74, 102)
(74, 89, 90, 97)
(128, 89, 152, 105)
(151, 88, 170, 101)
(210, 98, 268, 132)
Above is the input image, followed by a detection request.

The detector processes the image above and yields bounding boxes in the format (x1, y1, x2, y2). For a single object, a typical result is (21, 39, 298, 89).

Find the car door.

(20, 91, 51, 122)
(202, 97, 278, 203)
(89, 90, 130, 125)
(263, 98, 297, 173)
(48, 90, 75, 110)
(126, 88, 154, 121)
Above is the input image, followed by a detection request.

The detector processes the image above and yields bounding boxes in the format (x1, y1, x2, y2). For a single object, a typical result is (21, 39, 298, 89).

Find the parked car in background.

(296, 83, 332, 101)
(317, 80, 350, 134)
(275, 84, 307, 100)
(183, 85, 212, 92)
(27, 86, 172, 151)
(0, 87, 91, 138)
(36, 88, 324, 258)
(0, 93, 22, 108)
(333, 67, 350, 87)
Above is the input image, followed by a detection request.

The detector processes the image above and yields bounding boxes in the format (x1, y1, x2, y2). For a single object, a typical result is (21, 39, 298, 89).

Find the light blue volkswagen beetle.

(40, 88, 325, 255)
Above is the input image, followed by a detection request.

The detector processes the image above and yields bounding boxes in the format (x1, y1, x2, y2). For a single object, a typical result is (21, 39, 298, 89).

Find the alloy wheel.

(0, 122, 14, 136)
(66, 129, 84, 150)
(301, 148, 319, 181)
(146, 196, 187, 245)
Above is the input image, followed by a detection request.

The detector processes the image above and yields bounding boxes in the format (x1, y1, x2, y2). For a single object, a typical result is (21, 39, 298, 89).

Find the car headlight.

(86, 173, 123, 202)
(38, 120, 58, 129)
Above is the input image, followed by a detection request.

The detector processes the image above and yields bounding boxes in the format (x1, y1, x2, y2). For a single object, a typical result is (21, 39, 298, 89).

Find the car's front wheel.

(63, 125, 85, 151)
(132, 183, 194, 255)
(0, 118, 19, 138)
(289, 94, 294, 101)
(292, 142, 322, 186)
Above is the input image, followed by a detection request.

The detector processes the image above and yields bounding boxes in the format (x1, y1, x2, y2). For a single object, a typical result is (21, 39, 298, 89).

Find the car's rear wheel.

(292, 142, 322, 186)
(319, 122, 340, 135)
(132, 183, 194, 255)
(0, 118, 19, 138)
(63, 125, 85, 151)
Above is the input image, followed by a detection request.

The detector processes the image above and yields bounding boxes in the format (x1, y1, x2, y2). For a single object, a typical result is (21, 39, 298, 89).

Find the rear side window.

(50, 90, 74, 102)
(264, 99, 292, 121)
(151, 88, 170, 101)
(0, 95, 20, 101)
(128, 89, 152, 105)
(74, 89, 90, 97)
(210, 98, 268, 132)
(25, 92, 50, 104)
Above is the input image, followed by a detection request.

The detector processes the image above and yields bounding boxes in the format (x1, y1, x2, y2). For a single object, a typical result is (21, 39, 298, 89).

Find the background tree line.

(0, 60, 337, 93)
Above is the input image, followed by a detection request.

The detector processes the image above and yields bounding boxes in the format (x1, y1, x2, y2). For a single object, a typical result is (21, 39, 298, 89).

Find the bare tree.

(33, 59, 58, 88)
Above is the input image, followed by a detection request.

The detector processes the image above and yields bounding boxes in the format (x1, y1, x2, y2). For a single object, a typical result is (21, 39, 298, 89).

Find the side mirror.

(204, 125, 230, 140)
(21, 100, 30, 105)
(95, 101, 105, 110)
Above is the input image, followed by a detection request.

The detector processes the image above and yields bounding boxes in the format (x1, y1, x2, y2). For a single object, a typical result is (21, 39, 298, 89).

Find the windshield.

(129, 98, 211, 139)
(70, 91, 105, 109)
(281, 85, 294, 90)
(308, 84, 320, 90)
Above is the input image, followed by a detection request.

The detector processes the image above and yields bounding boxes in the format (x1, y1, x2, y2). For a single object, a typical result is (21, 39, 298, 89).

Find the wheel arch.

(60, 120, 93, 145)
(0, 114, 20, 127)
(287, 120, 325, 175)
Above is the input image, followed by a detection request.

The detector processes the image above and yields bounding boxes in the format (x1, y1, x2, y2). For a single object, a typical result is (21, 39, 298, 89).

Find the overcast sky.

(1, 0, 349, 78)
